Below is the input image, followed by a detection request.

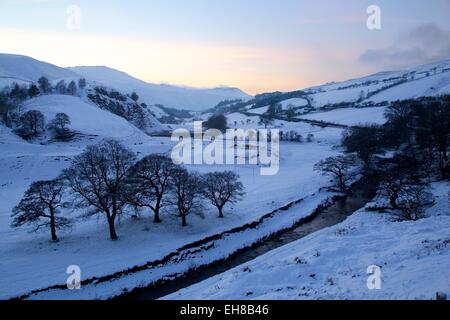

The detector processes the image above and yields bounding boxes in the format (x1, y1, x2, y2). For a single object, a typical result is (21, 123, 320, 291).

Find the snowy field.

(367, 72, 450, 104)
(164, 182, 450, 300)
(2, 54, 449, 301)
(299, 107, 387, 126)
(0, 118, 343, 299)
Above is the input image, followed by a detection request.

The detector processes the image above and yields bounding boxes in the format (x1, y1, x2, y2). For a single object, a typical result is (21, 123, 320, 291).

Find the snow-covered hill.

(299, 107, 387, 126)
(224, 59, 450, 117)
(3, 53, 449, 115)
(306, 59, 450, 107)
(0, 54, 78, 85)
(22, 95, 150, 141)
(0, 54, 252, 112)
(67, 66, 252, 111)
(82, 86, 167, 133)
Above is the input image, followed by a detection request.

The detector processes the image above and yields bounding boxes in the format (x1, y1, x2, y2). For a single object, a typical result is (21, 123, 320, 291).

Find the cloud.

(360, 24, 450, 68)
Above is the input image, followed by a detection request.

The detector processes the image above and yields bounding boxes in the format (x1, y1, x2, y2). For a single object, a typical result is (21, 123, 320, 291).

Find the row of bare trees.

(12, 139, 245, 241)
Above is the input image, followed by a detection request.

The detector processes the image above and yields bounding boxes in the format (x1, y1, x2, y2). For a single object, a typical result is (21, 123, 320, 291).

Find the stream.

(119, 180, 375, 300)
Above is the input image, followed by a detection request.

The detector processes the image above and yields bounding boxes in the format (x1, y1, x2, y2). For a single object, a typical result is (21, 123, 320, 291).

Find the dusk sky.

(1, 0, 450, 94)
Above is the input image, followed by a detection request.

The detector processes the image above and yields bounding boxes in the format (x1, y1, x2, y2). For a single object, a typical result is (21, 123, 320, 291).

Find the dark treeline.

(6, 108, 73, 141)
(316, 95, 450, 221)
(209, 90, 309, 115)
(11, 139, 245, 241)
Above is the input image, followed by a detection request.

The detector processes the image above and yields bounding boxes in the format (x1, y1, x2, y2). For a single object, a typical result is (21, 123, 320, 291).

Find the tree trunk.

(181, 214, 187, 227)
(218, 206, 224, 218)
(390, 193, 399, 209)
(438, 143, 449, 179)
(107, 216, 118, 240)
(338, 175, 346, 192)
(153, 197, 162, 223)
(49, 207, 58, 242)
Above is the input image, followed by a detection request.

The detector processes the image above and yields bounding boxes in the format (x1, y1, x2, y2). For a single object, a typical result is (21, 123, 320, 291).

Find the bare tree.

(286, 104, 296, 121)
(202, 171, 245, 218)
(384, 101, 414, 145)
(49, 113, 71, 132)
(55, 80, 66, 94)
(16, 110, 45, 138)
(342, 125, 385, 168)
(423, 105, 450, 179)
(204, 114, 227, 132)
(48, 113, 72, 140)
(67, 81, 77, 96)
(11, 179, 70, 241)
(28, 84, 40, 98)
(377, 155, 423, 209)
(130, 92, 139, 102)
(78, 78, 87, 89)
(314, 155, 361, 192)
(126, 154, 176, 223)
(259, 114, 273, 129)
(170, 168, 203, 227)
(38, 77, 51, 94)
(266, 103, 282, 118)
(397, 184, 434, 221)
(63, 139, 136, 240)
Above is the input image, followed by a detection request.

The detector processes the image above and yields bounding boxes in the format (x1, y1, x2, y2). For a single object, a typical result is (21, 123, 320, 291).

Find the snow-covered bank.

(24, 190, 337, 300)
(163, 182, 450, 300)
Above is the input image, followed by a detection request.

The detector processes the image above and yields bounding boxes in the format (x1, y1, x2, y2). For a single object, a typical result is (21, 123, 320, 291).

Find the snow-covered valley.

(1, 54, 449, 301)
(164, 182, 450, 300)
(0, 121, 341, 299)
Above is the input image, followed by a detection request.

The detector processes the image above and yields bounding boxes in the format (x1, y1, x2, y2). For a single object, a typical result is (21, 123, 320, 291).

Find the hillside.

(215, 59, 450, 121)
(307, 59, 450, 107)
(68, 66, 252, 111)
(0, 54, 252, 112)
(164, 182, 450, 300)
(0, 54, 78, 85)
(3, 53, 449, 116)
(21, 95, 150, 141)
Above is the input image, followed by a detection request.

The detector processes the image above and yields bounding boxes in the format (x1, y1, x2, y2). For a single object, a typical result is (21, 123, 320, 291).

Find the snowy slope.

(279, 98, 309, 108)
(299, 107, 387, 126)
(21, 95, 149, 141)
(214, 59, 450, 120)
(367, 71, 450, 103)
(0, 123, 26, 145)
(164, 182, 450, 300)
(305, 59, 450, 107)
(82, 86, 167, 133)
(68, 66, 252, 111)
(0, 54, 78, 84)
